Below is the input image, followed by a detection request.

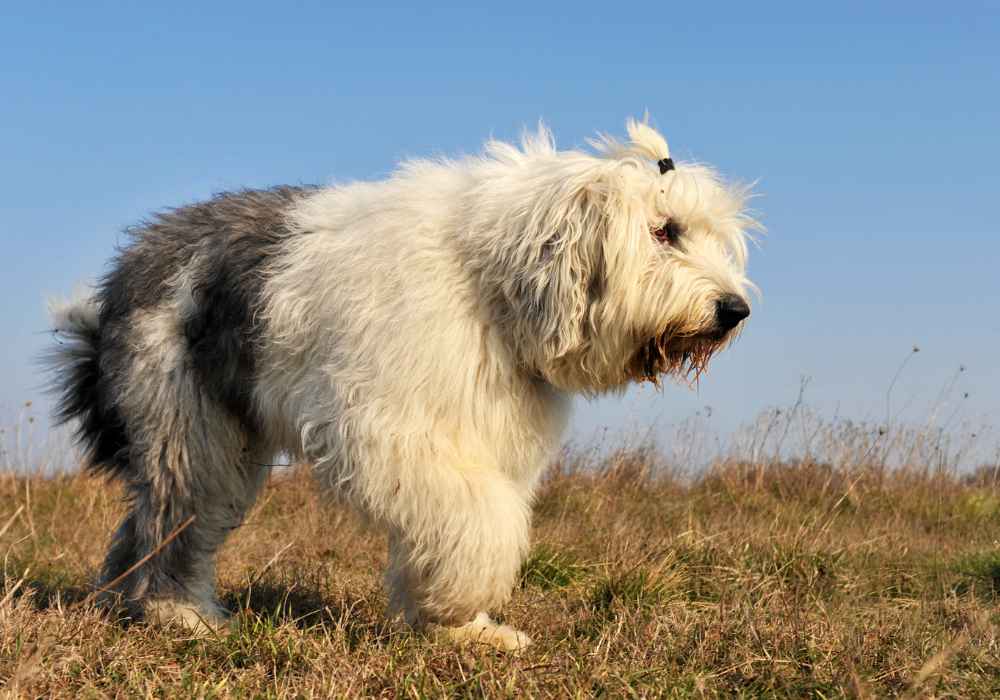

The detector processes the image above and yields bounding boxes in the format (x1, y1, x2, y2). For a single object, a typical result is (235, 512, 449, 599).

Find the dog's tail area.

(44, 294, 131, 478)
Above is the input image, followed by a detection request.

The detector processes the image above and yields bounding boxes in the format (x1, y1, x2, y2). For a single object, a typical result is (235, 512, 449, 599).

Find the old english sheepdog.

(46, 119, 757, 650)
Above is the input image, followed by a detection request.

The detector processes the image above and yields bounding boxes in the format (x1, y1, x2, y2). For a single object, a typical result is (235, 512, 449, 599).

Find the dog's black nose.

(715, 294, 750, 330)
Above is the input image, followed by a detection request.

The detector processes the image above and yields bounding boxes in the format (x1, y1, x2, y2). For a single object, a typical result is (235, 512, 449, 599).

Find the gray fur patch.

(102, 186, 314, 426)
(50, 186, 313, 610)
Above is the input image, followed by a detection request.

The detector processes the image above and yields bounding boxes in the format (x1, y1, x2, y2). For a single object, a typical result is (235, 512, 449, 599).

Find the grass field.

(2, 440, 1000, 697)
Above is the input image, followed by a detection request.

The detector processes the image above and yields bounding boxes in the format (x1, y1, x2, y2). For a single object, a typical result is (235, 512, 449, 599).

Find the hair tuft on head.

(624, 117, 670, 162)
(589, 116, 671, 167)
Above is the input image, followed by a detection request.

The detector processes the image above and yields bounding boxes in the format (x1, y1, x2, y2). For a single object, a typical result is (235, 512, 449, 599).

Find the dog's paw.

(435, 612, 532, 653)
(146, 599, 230, 636)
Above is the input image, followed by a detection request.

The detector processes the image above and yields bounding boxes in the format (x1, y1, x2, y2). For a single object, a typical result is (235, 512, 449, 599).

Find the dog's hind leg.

(380, 465, 533, 651)
(102, 431, 271, 634)
(97, 310, 271, 633)
(101, 423, 271, 634)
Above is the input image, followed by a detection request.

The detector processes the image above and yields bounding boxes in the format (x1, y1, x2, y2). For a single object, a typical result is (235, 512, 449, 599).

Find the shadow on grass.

(2, 560, 92, 610)
(224, 580, 331, 629)
(3, 559, 395, 650)
(223, 579, 398, 649)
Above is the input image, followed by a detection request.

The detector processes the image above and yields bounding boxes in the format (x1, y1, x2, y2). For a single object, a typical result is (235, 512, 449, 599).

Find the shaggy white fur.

(253, 119, 756, 645)
(48, 119, 757, 651)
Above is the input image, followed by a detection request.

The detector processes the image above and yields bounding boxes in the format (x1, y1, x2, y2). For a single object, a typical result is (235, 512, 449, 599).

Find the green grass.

(520, 544, 584, 590)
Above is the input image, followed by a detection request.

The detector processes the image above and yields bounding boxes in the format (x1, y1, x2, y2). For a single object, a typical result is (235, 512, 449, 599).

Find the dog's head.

(471, 119, 759, 393)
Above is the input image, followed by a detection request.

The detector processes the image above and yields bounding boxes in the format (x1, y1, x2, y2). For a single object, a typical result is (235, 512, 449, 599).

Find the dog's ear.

(534, 189, 602, 359)
(501, 175, 611, 365)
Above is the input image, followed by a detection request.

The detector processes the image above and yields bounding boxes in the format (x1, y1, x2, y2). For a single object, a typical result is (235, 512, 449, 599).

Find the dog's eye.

(652, 221, 684, 246)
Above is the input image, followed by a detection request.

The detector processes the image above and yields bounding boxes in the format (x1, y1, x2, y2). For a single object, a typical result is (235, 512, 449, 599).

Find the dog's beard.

(627, 328, 730, 387)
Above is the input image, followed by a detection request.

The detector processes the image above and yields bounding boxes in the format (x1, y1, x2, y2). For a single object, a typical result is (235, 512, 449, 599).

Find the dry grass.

(2, 446, 1000, 698)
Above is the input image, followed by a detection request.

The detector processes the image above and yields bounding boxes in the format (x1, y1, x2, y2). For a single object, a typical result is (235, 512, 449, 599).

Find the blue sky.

(2, 2, 998, 457)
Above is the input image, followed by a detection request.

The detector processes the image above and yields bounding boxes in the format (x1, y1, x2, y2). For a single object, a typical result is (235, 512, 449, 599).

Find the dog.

(46, 119, 757, 650)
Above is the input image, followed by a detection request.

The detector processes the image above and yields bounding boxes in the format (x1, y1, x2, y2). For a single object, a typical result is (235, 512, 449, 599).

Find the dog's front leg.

(381, 465, 532, 652)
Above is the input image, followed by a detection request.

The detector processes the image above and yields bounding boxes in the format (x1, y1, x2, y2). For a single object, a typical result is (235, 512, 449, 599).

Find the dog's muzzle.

(629, 295, 750, 385)
(715, 294, 750, 332)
